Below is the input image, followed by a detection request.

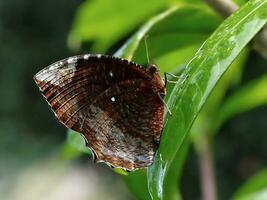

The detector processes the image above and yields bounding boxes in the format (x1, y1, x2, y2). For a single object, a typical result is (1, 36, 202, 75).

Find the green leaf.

(117, 5, 221, 63)
(114, 6, 180, 60)
(66, 130, 91, 154)
(68, 0, 167, 52)
(215, 74, 267, 130)
(147, 1, 267, 200)
(232, 169, 267, 200)
(122, 170, 152, 200)
(154, 43, 204, 74)
(191, 48, 249, 152)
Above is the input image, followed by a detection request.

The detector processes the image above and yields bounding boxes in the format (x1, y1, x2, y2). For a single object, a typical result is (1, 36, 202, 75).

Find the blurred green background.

(0, 1, 131, 200)
(0, 0, 266, 200)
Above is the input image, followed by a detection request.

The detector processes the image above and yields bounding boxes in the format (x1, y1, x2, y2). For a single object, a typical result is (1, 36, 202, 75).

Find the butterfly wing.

(34, 54, 164, 170)
(34, 55, 151, 131)
(80, 79, 164, 170)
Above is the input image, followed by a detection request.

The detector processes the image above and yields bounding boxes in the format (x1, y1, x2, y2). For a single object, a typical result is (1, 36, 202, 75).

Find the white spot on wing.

(109, 71, 113, 77)
(111, 97, 115, 102)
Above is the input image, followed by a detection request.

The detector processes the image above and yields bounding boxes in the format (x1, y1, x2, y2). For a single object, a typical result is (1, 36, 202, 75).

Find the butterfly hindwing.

(79, 79, 163, 170)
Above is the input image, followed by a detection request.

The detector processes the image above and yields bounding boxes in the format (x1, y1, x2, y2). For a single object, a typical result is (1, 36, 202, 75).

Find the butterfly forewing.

(34, 54, 165, 171)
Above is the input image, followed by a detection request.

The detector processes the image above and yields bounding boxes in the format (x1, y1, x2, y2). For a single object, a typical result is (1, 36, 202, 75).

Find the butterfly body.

(34, 54, 165, 171)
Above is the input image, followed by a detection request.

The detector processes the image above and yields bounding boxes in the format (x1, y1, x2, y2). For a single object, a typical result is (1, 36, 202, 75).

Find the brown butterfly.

(34, 54, 165, 171)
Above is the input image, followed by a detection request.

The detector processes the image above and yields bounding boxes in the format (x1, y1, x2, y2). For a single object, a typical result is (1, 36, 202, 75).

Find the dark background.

(0, 0, 76, 171)
(0, 1, 132, 200)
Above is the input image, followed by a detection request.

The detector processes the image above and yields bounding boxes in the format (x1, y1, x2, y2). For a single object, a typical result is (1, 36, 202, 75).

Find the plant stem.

(203, 0, 238, 18)
(198, 138, 217, 200)
(203, 0, 267, 59)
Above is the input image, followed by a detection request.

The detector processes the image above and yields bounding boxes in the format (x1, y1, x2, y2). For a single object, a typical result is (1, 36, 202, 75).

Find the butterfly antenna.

(157, 93, 172, 116)
(144, 35, 150, 64)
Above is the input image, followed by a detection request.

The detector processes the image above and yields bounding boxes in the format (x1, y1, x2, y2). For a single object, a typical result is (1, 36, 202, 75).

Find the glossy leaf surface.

(147, 1, 267, 199)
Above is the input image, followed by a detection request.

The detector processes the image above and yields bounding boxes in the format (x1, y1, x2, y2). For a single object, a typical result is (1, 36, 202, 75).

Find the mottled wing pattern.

(81, 79, 164, 170)
(34, 54, 165, 171)
(34, 55, 150, 132)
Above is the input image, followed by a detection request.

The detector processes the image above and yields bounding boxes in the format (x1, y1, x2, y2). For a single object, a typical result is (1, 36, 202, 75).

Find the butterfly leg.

(157, 93, 172, 116)
(164, 72, 189, 86)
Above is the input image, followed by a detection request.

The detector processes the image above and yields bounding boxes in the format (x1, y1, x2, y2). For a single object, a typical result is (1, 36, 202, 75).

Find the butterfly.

(34, 54, 165, 171)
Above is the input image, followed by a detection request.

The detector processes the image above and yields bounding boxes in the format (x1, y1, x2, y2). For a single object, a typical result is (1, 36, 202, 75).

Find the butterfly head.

(147, 63, 159, 75)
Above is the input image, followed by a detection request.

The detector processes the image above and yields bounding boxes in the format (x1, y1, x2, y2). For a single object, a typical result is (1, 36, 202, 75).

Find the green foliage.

(148, 1, 267, 199)
(216, 74, 267, 129)
(122, 170, 152, 200)
(66, 130, 91, 154)
(233, 169, 267, 200)
(191, 48, 249, 153)
(67, 0, 267, 199)
(68, 0, 168, 52)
